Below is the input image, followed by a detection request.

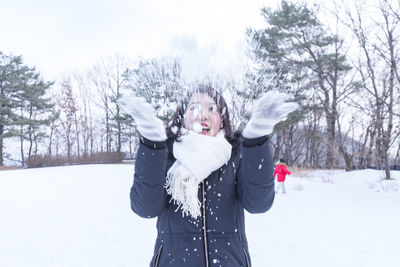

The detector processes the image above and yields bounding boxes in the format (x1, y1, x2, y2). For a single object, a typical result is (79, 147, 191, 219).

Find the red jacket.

(273, 163, 291, 182)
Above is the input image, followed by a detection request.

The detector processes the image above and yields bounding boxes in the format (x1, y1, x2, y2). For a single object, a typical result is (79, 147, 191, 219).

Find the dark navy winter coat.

(130, 135, 275, 267)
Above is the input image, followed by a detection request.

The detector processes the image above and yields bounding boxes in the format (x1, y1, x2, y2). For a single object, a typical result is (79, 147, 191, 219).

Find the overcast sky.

(0, 0, 288, 81)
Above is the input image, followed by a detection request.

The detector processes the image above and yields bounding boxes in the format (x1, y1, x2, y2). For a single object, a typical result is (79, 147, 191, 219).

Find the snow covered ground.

(0, 165, 399, 267)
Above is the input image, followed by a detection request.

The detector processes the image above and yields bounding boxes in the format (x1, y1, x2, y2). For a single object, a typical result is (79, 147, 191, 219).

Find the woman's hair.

(166, 84, 233, 141)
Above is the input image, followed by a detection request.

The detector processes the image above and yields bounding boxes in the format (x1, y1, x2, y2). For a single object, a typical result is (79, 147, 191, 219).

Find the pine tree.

(0, 52, 54, 166)
(0, 53, 21, 165)
(248, 0, 352, 168)
(17, 69, 54, 164)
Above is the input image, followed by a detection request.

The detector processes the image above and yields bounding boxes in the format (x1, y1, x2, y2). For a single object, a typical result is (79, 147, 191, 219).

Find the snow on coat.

(130, 135, 275, 267)
(273, 163, 291, 182)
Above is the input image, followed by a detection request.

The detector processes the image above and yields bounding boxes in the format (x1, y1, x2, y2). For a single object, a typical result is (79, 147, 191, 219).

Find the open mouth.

(200, 123, 210, 135)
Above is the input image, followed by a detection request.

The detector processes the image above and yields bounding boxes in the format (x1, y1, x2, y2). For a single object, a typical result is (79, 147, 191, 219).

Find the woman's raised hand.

(118, 93, 167, 142)
(242, 91, 299, 139)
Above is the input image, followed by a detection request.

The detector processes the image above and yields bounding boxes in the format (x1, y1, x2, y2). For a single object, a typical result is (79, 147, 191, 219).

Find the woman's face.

(183, 93, 222, 137)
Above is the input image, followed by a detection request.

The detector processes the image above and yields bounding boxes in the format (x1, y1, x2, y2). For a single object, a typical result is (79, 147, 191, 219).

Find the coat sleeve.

(236, 136, 275, 214)
(130, 137, 169, 218)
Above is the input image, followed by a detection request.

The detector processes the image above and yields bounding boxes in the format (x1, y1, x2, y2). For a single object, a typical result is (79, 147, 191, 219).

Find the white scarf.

(165, 129, 232, 218)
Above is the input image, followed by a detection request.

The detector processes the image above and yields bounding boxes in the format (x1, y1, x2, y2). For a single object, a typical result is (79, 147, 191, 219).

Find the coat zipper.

(202, 181, 209, 267)
(242, 247, 250, 267)
(153, 244, 163, 267)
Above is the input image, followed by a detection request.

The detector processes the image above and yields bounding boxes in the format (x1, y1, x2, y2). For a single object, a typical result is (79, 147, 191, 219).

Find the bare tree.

(72, 74, 95, 157)
(89, 55, 130, 154)
(344, 0, 400, 179)
(58, 80, 78, 163)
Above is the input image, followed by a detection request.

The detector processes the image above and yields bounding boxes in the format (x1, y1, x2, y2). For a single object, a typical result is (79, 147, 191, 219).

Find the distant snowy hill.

(0, 165, 399, 267)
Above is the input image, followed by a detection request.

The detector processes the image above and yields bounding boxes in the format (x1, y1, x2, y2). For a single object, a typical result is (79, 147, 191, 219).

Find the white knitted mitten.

(118, 93, 167, 142)
(242, 91, 299, 139)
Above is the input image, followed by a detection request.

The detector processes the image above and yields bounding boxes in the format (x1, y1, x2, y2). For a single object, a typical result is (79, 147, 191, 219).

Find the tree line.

(1, 0, 399, 179)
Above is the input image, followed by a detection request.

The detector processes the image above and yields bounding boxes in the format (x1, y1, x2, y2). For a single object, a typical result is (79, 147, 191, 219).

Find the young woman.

(120, 85, 298, 267)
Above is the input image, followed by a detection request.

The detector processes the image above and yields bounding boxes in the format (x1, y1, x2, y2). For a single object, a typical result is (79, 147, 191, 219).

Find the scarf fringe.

(165, 163, 201, 218)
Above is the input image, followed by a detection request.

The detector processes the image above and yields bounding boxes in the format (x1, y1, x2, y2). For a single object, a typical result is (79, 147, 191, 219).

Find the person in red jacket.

(274, 158, 291, 194)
